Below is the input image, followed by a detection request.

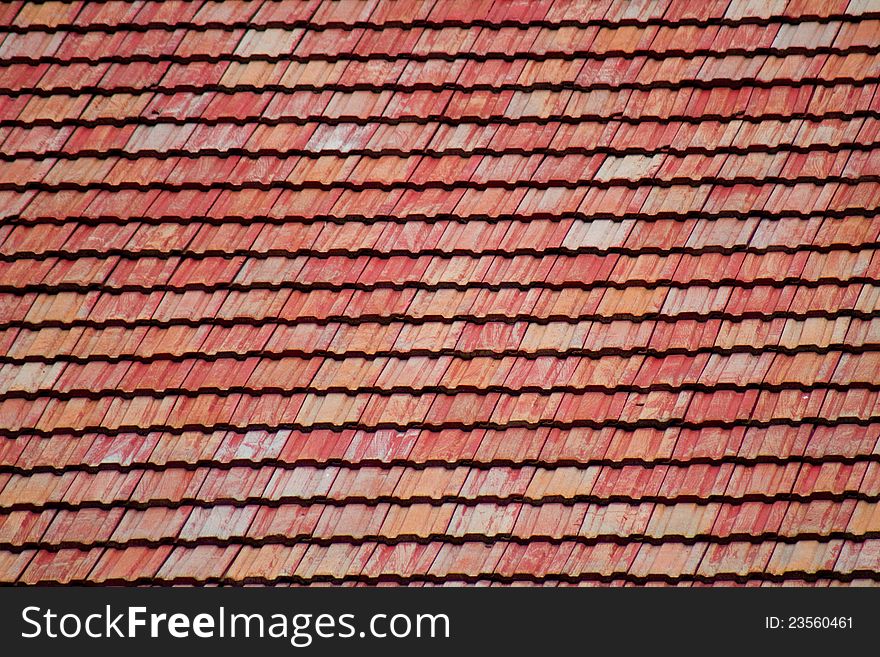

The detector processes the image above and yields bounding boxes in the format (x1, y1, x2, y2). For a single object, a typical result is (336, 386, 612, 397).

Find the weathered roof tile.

(1, 0, 877, 586)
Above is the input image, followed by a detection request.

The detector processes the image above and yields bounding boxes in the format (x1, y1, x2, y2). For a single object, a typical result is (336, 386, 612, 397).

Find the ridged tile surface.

(1, 0, 880, 585)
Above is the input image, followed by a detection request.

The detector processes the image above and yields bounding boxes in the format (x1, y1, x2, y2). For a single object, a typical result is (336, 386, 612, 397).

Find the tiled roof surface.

(1, 0, 880, 586)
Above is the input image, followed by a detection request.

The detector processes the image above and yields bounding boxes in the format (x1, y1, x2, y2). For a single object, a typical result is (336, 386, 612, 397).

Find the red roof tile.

(0, 0, 878, 586)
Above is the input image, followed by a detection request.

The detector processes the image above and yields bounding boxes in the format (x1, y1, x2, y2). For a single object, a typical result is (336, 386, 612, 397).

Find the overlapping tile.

(1, 0, 879, 585)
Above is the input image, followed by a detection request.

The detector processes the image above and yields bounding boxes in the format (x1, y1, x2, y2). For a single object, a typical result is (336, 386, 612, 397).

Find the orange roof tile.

(0, 0, 879, 586)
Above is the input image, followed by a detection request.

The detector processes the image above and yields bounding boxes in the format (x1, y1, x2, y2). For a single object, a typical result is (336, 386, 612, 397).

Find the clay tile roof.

(1, 0, 879, 586)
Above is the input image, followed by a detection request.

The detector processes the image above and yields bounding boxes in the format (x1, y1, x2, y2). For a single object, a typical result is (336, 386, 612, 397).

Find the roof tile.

(1, 0, 877, 586)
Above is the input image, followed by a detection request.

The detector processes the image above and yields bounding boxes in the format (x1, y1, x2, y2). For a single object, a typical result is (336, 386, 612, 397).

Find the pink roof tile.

(0, 0, 878, 586)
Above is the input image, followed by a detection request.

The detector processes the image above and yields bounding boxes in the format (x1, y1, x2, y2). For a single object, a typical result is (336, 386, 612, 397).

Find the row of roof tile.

(6, 423, 877, 471)
(6, 181, 880, 221)
(4, 20, 879, 64)
(4, 52, 879, 92)
(3, 251, 877, 293)
(2, 499, 877, 549)
(3, 282, 877, 327)
(6, 537, 880, 584)
(4, 84, 878, 127)
(5, 116, 877, 158)
(3, 460, 877, 509)
(5, 215, 874, 254)
(3, 350, 879, 398)
(3, 0, 872, 31)
(2, 387, 879, 435)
